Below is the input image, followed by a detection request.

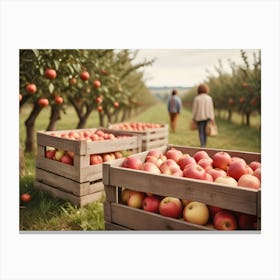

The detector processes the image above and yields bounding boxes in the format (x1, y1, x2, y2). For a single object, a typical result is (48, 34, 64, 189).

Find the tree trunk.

(227, 108, 232, 121)
(19, 145, 26, 176)
(245, 111, 250, 126)
(24, 103, 42, 153)
(98, 112, 104, 127)
(46, 104, 61, 131)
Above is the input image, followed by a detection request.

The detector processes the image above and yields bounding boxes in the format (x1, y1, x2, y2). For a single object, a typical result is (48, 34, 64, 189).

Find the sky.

(132, 49, 260, 87)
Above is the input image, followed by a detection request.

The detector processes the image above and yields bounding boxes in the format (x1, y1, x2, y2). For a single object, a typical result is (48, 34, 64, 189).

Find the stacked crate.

(108, 122, 169, 151)
(35, 128, 141, 207)
(103, 145, 261, 230)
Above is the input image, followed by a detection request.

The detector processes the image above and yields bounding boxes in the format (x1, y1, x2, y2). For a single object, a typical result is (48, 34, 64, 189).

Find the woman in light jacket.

(192, 84, 215, 147)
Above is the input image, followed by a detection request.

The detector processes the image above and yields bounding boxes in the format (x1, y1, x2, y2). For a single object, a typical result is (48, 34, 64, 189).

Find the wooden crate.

(35, 128, 141, 207)
(108, 123, 169, 151)
(103, 145, 261, 230)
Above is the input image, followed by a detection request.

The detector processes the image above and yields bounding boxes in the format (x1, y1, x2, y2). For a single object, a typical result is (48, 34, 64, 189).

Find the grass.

(19, 102, 261, 231)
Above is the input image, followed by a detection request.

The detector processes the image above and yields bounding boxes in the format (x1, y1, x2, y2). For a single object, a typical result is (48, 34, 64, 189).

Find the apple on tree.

(26, 83, 37, 94)
(80, 71, 90, 81)
(44, 68, 57, 80)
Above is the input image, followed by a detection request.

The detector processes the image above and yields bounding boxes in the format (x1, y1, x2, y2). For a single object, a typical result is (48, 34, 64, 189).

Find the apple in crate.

(159, 197, 182, 218)
(183, 201, 209, 226)
(142, 162, 161, 174)
(159, 159, 180, 173)
(206, 168, 227, 181)
(253, 167, 261, 182)
(237, 213, 257, 230)
(198, 157, 213, 169)
(212, 151, 232, 171)
(127, 191, 146, 209)
(142, 196, 161, 213)
(249, 161, 261, 171)
(213, 210, 238, 230)
(193, 150, 210, 163)
(214, 176, 237, 187)
(90, 154, 103, 165)
(122, 157, 143, 170)
(183, 164, 207, 180)
(237, 174, 261, 189)
(227, 160, 251, 181)
(46, 149, 56, 159)
(178, 155, 196, 170)
(54, 149, 65, 161)
(121, 188, 133, 205)
(165, 148, 183, 163)
(61, 154, 73, 165)
(208, 205, 224, 220)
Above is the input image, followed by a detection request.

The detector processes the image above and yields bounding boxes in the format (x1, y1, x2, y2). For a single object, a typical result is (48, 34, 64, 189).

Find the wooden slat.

(108, 167, 259, 215)
(104, 185, 117, 203)
(103, 202, 112, 222)
(110, 203, 213, 230)
(37, 145, 45, 157)
(36, 156, 80, 181)
(34, 181, 104, 207)
(86, 136, 139, 155)
(105, 221, 130, 230)
(37, 132, 84, 154)
(36, 168, 104, 196)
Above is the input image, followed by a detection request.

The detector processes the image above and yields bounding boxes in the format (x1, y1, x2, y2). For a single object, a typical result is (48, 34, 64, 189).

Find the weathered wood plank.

(34, 181, 104, 207)
(110, 203, 213, 230)
(36, 168, 104, 196)
(104, 221, 130, 230)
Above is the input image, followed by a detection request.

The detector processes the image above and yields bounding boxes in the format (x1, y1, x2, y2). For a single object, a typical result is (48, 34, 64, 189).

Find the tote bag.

(206, 121, 218, 136)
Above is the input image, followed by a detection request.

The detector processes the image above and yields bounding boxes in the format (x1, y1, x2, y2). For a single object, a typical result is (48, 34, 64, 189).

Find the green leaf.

(32, 49, 40, 58)
(49, 83, 54, 93)
(54, 60, 60, 71)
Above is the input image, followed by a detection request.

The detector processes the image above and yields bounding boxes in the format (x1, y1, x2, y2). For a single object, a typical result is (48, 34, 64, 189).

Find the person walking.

(167, 89, 182, 133)
(192, 84, 215, 147)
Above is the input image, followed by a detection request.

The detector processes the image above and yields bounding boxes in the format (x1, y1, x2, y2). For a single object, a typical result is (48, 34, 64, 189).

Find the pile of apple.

(121, 188, 258, 230)
(45, 148, 126, 166)
(48, 129, 131, 142)
(119, 148, 261, 230)
(110, 122, 163, 131)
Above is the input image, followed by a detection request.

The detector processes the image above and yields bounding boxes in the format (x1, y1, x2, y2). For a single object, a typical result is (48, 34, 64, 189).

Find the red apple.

(114, 151, 123, 159)
(214, 210, 238, 230)
(142, 162, 161, 174)
(69, 77, 77, 85)
(183, 201, 209, 225)
(253, 167, 261, 182)
(20, 193, 31, 203)
(181, 199, 192, 207)
(38, 98, 49, 107)
(96, 96, 103, 104)
(97, 105, 103, 112)
(159, 197, 182, 218)
(25, 83, 37, 94)
(165, 148, 183, 163)
(90, 154, 103, 165)
(127, 191, 145, 209)
(142, 196, 161, 213)
(214, 176, 238, 187)
(159, 159, 180, 173)
(113, 101, 119, 108)
(212, 151, 232, 171)
(238, 213, 257, 230)
(198, 157, 213, 169)
(193, 150, 210, 163)
(208, 205, 224, 220)
(231, 157, 247, 165)
(93, 79, 101, 88)
(122, 157, 143, 170)
(205, 173, 213, 182)
(45, 149, 56, 159)
(67, 151, 75, 159)
(206, 168, 227, 181)
(183, 164, 207, 180)
(60, 154, 73, 165)
(80, 71, 90, 81)
(44, 68, 57, 80)
(54, 96, 63, 105)
(161, 165, 183, 177)
(249, 161, 261, 171)
(227, 161, 251, 181)
(237, 174, 261, 189)
(178, 154, 196, 170)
